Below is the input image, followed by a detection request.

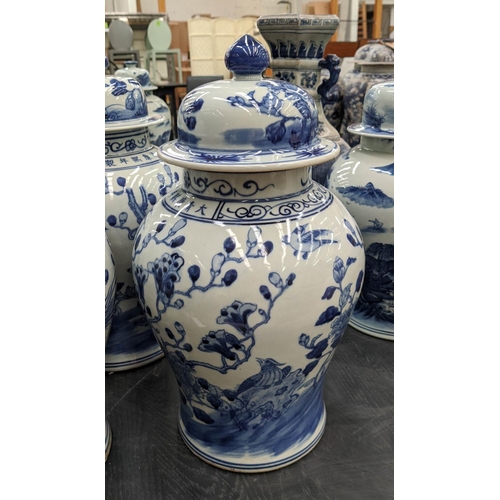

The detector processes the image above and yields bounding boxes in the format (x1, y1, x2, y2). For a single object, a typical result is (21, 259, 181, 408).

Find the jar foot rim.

(177, 403, 326, 473)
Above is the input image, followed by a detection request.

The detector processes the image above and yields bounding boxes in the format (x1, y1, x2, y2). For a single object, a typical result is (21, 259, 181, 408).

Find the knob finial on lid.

(224, 35, 270, 77)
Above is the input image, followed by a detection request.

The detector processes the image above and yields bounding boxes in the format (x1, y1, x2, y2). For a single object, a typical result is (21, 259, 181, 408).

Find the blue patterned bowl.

(348, 81, 394, 138)
(158, 35, 339, 171)
(105, 75, 164, 131)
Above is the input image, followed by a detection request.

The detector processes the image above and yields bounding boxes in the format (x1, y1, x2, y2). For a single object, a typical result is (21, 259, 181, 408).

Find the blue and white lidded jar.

(105, 233, 116, 461)
(115, 60, 172, 147)
(328, 82, 394, 340)
(257, 14, 351, 188)
(105, 72, 183, 371)
(131, 35, 365, 472)
(340, 40, 394, 148)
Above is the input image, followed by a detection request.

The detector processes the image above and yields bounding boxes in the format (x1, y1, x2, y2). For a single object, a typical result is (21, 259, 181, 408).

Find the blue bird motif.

(282, 223, 337, 259)
(236, 358, 291, 395)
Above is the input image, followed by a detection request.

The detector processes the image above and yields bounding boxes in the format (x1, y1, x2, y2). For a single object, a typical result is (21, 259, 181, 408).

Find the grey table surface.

(105, 325, 394, 500)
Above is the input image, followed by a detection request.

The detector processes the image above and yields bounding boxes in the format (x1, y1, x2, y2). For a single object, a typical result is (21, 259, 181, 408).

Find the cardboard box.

(306, 2, 331, 15)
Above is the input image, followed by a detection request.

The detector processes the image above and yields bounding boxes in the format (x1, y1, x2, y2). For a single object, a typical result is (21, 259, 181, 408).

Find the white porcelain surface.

(105, 74, 183, 371)
(131, 35, 365, 472)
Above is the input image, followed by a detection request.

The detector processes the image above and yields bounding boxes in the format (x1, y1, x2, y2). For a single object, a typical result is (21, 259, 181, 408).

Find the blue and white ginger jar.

(328, 81, 394, 340)
(131, 35, 365, 472)
(105, 71, 183, 371)
(115, 60, 172, 147)
(340, 40, 394, 148)
(257, 14, 351, 188)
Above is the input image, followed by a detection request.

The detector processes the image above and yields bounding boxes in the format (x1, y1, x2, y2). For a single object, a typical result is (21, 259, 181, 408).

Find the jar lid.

(158, 35, 339, 172)
(105, 74, 164, 132)
(348, 81, 394, 138)
(354, 40, 394, 65)
(114, 61, 158, 91)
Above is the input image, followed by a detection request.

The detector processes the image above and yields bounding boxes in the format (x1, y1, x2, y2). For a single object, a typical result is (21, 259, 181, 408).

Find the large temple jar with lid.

(131, 36, 365, 472)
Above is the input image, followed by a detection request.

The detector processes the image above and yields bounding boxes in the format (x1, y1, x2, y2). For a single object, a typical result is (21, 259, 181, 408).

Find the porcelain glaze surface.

(340, 41, 394, 148)
(105, 74, 183, 371)
(328, 82, 394, 340)
(131, 35, 365, 472)
(258, 14, 350, 188)
(114, 61, 172, 146)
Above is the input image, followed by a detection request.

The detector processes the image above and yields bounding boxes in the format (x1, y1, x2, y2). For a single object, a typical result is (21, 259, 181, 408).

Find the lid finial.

(224, 35, 270, 78)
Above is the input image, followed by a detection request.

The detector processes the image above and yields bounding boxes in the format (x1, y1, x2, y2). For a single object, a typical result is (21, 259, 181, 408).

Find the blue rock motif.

(336, 182, 394, 209)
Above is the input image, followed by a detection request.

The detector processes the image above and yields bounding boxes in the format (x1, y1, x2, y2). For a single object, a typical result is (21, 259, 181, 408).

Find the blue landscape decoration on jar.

(105, 78, 148, 122)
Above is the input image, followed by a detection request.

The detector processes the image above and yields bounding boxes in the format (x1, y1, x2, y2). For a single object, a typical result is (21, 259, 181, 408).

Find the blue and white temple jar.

(131, 35, 365, 472)
(257, 14, 351, 188)
(115, 60, 172, 147)
(328, 82, 394, 340)
(340, 40, 394, 148)
(105, 233, 115, 461)
(105, 73, 183, 371)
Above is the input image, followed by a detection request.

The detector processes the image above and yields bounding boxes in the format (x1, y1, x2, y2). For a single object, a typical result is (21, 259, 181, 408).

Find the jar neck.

(359, 136, 394, 153)
(105, 128, 152, 157)
(182, 166, 312, 200)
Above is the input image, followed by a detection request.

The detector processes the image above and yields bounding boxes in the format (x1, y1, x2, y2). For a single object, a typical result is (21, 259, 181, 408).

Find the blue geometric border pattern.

(160, 184, 334, 225)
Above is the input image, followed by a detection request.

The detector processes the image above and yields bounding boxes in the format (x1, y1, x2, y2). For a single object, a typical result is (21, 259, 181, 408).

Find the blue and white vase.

(257, 14, 351, 188)
(131, 35, 365, 472)
(328, 82, 394, 340)
(105, 233, 115, 461)
(340, 40, 394, 148)
(115, 60, 172, 147)
(105, 72, 183, 371)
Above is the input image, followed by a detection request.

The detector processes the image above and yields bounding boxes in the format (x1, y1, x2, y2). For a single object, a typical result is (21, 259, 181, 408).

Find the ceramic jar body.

(105, 127, 183, 371)
(328, 137, 394, 339)
(145, 91, 172, 147)
(132, 167, 365, 472)
(340, 66, 394, 148)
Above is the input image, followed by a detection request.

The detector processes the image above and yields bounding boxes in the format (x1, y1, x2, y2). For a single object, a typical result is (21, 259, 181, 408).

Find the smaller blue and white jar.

(105, 72, 183, 371)
(115, 60, 172, 147)
(328, 82, 394, 340)
(340, 41, 394, 148)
